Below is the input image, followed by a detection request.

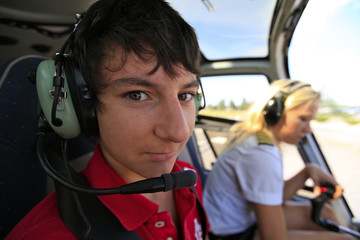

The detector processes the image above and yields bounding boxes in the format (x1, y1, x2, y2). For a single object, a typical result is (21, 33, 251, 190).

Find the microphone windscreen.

(172, 170, 198, 190)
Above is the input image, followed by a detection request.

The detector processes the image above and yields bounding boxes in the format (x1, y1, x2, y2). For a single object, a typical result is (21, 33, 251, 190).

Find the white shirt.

(203, 133, 283, 235)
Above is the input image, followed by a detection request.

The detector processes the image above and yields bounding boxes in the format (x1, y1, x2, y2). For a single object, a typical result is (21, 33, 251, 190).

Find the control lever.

(311, 183, 335, 224)
(311, 183, 360, 239)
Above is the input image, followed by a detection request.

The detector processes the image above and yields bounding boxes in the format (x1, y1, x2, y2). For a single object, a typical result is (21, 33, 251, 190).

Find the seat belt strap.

(46, 146, 141, 240)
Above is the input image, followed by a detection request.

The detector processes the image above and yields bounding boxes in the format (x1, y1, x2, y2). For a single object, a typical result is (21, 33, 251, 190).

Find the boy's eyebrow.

(184, 79, 200, 88)
(108, 77, 156, 87)
(107, 77, 199, 88)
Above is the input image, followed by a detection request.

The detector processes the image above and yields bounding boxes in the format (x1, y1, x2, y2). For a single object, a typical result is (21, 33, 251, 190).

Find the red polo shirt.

(6, 144, 208, 240)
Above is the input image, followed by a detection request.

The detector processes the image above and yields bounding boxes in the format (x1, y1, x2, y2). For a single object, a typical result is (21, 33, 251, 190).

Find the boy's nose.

(154, 99, 192, 143)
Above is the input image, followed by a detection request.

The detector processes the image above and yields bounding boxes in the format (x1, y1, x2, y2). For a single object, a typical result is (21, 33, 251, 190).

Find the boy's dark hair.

(70, 0, 201, 109)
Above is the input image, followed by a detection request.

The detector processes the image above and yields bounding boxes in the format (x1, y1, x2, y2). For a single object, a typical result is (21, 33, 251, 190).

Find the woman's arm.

(283, 166, 308, 201)
(283, 163, 339, 201)
(253, 203, 287, 240)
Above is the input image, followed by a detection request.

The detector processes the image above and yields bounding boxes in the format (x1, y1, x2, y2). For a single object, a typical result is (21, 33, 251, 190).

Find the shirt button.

(154, 221, 165, 228)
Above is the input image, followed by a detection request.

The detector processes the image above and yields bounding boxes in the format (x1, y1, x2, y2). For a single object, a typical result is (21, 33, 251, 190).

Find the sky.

(170, 0, 360, 107)
(169, 0, 360, 106)
(288, 0, 360, 106)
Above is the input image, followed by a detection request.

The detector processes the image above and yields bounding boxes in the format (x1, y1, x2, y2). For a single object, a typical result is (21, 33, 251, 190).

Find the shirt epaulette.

(256, 131, 274, 146)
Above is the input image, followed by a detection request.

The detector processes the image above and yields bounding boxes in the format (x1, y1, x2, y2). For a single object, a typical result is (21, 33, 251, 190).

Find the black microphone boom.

(119, 170, 198, 194)
(36, 131, 198, 195)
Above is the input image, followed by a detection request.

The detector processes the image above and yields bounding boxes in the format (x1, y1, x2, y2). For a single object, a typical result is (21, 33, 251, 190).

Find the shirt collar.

(83, 144, 191, 230)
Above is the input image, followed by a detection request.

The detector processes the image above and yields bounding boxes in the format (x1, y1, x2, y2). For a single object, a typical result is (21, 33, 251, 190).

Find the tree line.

(206, 99, 253, 110)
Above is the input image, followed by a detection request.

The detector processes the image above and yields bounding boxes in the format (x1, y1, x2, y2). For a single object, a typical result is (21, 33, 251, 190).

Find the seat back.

(0, 56, 47, 238)
(178, 132, 208, 185)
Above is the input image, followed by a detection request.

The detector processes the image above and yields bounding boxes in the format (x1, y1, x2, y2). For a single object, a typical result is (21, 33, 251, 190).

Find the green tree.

(229, 100, 237, 109)
(238, 98, 252, 110)
(217, 100, 226, 110)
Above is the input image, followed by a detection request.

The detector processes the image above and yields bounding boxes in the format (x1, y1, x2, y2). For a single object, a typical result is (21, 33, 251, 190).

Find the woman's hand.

(284, 163, 343, 200)
(306, 163, 343, 199)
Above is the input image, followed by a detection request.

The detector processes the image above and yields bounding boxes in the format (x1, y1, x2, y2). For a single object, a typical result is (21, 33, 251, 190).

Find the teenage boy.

(6, 0, 208, 239)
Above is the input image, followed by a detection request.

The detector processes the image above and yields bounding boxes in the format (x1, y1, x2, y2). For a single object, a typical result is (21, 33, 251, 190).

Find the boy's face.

(96, 50, 198, 183)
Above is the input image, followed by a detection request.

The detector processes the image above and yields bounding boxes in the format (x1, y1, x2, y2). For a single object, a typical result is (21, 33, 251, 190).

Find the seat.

(178, 132, 208, 185)
(0, 56, 47, 238)
(0, 56, 96, 238)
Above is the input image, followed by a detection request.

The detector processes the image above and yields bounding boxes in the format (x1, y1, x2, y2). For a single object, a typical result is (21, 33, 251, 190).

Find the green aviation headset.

(36, 19, 205, 140)
(263, 80, 310, 126)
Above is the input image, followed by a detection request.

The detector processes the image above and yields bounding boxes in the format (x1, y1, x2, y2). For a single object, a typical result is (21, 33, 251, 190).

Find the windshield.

(167, 0, 277, 60)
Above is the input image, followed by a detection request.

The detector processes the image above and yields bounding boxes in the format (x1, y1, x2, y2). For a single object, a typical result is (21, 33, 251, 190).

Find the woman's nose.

(304, 122, 312, 133)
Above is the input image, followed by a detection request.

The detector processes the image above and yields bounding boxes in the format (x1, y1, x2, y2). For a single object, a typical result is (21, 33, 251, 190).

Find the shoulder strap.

(56, 181, 141, 240)
(256, 131, 274, 146)
(44, 141, 141, 240)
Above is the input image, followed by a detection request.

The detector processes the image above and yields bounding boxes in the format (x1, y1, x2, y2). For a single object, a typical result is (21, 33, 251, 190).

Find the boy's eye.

(178, 92, 194, 102)
(127, 91, 147, 101)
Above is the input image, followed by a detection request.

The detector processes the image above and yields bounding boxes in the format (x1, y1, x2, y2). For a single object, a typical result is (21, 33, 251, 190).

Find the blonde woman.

(203, 79, 354, 240)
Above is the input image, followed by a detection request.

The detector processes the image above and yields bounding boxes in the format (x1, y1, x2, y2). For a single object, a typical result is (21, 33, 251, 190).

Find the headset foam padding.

(62, 57, 98, 137)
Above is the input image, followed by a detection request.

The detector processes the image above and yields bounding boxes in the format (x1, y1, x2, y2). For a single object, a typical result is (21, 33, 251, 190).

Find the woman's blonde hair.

(227, 79, 320, 147)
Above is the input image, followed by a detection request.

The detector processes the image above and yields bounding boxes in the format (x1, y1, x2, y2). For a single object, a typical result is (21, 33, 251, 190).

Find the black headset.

(263, 80, 310, 126)
(36, 16, 205, 140)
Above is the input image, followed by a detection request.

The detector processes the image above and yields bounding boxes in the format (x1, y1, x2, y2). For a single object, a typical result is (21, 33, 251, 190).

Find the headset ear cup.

(36, 60, 81, 139)
(263, 93, 284, 126)
(63, 58, 98, 137)
(195, 92, 201, 117)
(263, 80, 311, 126)
(195, 80, 206, 117)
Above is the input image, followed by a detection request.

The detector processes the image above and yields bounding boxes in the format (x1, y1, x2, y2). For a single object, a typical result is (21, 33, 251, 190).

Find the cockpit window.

(200, 74, 269, 121)
(168, 0, 277, 60)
